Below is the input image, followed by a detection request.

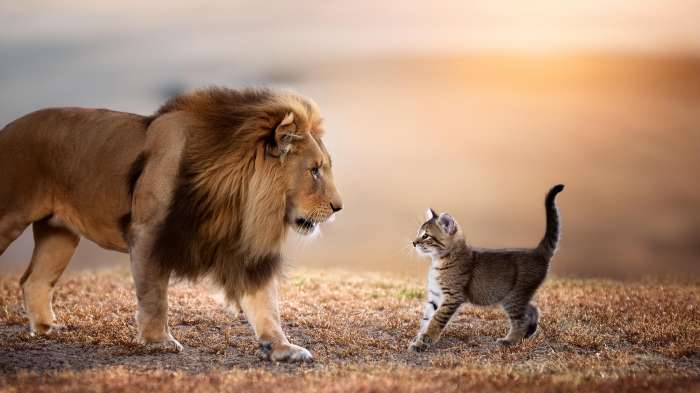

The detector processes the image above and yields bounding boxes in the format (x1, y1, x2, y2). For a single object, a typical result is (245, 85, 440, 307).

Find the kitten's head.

(413, 208, 460, 258)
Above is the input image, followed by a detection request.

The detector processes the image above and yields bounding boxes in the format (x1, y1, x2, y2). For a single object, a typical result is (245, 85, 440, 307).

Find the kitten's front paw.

(409, 334, 432, 352)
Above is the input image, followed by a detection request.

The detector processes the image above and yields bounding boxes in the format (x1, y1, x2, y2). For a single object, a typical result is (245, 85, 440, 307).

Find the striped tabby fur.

(410, 184, 564, 351)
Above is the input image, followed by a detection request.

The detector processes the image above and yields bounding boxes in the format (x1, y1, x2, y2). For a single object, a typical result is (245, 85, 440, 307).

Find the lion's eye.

(310, 166, 320, 178)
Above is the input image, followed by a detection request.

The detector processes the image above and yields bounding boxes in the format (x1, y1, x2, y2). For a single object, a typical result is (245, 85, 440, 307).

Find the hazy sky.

(2, 1, 699, 55)
(1, 1, 699, 278)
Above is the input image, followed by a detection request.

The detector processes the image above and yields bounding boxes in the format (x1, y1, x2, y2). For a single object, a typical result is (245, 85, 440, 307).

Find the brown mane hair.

(149, 87, 322, 299)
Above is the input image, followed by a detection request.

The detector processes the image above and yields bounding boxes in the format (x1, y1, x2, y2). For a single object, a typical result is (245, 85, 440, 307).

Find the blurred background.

(1, 1, 699, 279)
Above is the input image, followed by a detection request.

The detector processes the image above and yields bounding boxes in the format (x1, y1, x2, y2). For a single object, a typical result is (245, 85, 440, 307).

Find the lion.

(0, 87, 342, 362)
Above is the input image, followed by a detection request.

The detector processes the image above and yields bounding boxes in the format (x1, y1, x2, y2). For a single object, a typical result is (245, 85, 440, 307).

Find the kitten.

(410, 184, 564, 351)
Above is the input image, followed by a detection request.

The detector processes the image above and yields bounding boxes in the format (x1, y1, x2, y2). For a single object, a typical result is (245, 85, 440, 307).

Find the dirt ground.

(0, 267, 698, 392)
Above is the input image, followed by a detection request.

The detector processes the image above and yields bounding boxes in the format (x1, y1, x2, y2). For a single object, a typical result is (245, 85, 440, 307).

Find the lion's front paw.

(409, 334, 432, 353)
(260, 342, 313, 363)
(137, 334, 184, 353)
(28, 322, 63, 337)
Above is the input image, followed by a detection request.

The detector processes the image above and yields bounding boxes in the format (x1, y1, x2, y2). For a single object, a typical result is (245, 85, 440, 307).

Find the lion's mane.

(149, 87, 322, 299)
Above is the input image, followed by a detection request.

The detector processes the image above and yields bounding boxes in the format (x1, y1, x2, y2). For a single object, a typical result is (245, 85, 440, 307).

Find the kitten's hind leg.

(524, 304, 539, 339)
(498, 298, 531, 346)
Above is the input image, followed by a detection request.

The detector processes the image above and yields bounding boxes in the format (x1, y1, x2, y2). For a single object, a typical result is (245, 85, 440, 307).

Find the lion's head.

(268, 112, 342, 236)
(150, 87, 342, 296)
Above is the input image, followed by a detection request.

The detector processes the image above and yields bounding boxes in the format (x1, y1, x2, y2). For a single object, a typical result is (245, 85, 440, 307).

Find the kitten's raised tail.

(536, 184, 564, 258)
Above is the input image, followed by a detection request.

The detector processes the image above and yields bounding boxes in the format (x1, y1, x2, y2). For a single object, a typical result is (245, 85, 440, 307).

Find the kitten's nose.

(412, 241, 417, 247)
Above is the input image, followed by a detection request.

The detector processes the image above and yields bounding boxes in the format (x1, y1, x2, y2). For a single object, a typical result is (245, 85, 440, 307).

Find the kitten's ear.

(438, 213, 457, 235)
(425, 208, 438, 221)
(268, 112, 302, 161)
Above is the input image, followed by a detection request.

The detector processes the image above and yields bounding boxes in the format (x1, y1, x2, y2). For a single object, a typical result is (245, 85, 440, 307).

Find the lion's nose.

(330, 203, 342, 213)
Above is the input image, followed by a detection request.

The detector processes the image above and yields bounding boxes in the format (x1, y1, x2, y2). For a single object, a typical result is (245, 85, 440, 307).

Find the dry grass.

(0, 267, 698, 392)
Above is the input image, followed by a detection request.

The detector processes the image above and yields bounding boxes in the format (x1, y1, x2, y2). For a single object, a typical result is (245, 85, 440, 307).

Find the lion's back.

(0, 107, 150, 251)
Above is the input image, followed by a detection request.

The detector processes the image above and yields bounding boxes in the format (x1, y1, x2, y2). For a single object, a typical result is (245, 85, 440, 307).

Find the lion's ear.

(268, 112, 302, 161)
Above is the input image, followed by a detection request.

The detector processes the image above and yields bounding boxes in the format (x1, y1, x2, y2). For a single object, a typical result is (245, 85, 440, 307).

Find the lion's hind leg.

(20, 217, 79, 335)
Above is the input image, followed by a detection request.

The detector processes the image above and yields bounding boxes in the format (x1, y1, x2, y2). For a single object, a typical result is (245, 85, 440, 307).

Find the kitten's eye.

(310, 166, 320, 178)
(421, 234, 429, 240)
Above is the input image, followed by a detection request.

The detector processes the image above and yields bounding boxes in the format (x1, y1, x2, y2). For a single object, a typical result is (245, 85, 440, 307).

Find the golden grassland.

(0, 267, 698, 392)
